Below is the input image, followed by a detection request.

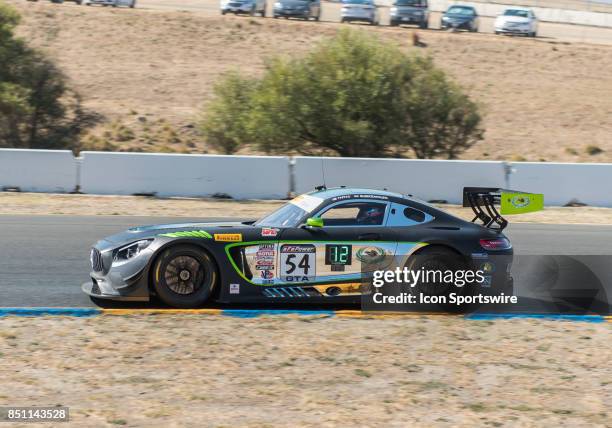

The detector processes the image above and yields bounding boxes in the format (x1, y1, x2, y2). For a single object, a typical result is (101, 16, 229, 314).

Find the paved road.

(136, 0, 612, 45)
(1, 215, 612, 308)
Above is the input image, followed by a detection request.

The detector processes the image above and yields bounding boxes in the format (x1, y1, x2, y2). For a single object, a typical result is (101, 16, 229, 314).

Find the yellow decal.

(214, 233, 242, 242)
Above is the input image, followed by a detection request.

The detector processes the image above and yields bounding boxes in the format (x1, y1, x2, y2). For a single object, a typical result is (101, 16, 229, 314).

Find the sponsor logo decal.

(214, 233, 242, 242)
(280, 244, 316, 282)
(260, 270, 274, 280)
(281, 244, 316, 254)
(229, 283, 240, 294)
(511, 195, 530, 208)
(356, 246, 386, 264)
(261, 228, 280, 237)
(159, 230, 212, 239)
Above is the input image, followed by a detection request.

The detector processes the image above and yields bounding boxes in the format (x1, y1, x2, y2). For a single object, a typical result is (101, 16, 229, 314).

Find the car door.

(277, 200, 398, 285)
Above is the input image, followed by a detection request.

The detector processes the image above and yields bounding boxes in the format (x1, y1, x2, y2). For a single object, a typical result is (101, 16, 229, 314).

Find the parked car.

(341, 0, 379, 25)
(221, 0, 266, 16)
(494, 8, 538, 37)
(273, 0, 321, 20)
(83, 0, 135, 6)
(389, 0, 428, 29)
(440, 5, 478, 32)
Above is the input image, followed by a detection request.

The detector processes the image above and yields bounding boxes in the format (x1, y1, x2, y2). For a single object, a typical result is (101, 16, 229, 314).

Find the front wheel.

(151, 245, 218, 308)
(419, 20, 428, 29)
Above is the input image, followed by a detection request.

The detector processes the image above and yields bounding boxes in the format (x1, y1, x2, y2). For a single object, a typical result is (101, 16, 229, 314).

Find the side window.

(319, 202, 387, 226)
(386, 202, 433, 226)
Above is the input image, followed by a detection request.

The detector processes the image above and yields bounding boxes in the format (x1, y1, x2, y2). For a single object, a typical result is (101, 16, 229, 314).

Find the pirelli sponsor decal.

(214, 233, 243, 242)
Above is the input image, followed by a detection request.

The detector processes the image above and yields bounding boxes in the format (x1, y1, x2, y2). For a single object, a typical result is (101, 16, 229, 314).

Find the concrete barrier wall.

(80, 152, 290, 199)
(5, 149, 612, 207)
(0, 149, 77, 193)
(508, 162, 612, 207)
(293, 157, 507, 204)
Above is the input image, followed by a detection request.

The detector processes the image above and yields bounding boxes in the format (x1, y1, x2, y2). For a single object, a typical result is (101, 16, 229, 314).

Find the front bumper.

(82, 245, 153, 301)
(496, 26, 531, 34)
(87, 0, 117, 4)
(391, 14, 424, 24)
(342, 12, 375, 21)
(274, 8, 309, 16)
(441, 20, 472, 30)
(82, 279, 149, 301)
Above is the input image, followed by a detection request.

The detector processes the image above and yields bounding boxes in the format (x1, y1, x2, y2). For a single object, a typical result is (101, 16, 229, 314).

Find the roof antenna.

(319, 156, 327, 190)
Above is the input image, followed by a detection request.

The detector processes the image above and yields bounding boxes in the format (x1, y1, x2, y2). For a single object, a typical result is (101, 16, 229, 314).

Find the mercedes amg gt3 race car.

(82, 187, 543, 308)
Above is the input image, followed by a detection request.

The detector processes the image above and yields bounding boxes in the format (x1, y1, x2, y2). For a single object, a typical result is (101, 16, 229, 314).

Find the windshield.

(504, 9, 529, 17)
(447, 6, 474, 15)
(343, 0, 374, 4)
(255, 203, 308, 228)
(394, 0, 426, 6)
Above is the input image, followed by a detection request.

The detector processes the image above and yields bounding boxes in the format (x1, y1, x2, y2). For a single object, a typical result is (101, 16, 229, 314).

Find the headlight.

(113, 239, 153, 262)
(441, 16, 449, 21)
(390, 6, 397, 14)
(274, 2, 281, 7)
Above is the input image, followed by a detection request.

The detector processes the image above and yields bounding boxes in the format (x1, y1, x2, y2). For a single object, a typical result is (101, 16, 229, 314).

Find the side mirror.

(305, 217, 324, 228)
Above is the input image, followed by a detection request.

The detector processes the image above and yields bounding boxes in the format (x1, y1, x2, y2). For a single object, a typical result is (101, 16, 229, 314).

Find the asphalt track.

(1, 215, 612, 312)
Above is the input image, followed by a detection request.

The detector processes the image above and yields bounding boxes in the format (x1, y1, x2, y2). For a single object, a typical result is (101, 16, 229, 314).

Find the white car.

(83, 0, 135, 7)
(494, 8, 537, 37)
(341, 0, 379, 25)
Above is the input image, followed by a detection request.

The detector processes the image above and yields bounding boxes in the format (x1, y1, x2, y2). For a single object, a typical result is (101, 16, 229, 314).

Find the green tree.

(0, 3, 97, 150)
(200, 29, 482, 159)
(199, 72, 257, 154)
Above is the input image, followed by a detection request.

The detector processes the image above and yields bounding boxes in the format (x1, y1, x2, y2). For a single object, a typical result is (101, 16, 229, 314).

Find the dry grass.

(0, 315, 609, 427)
(6, 0, 612, 161)
(3, 191, 612, 224)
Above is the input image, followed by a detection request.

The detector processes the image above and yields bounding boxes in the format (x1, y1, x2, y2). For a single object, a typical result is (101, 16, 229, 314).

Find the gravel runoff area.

(0, 315, 610, 427)
(3, 192, 612, 224)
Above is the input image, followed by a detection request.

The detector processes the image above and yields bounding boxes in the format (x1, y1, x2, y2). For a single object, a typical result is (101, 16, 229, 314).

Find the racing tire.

(151, 245, 218, 309)
(390, 21, 398, 27)
(315, 13, 320, 21)
(419, 20, 428, 29)
(222, 10, 227, 14)
(130, 0, 136, 8)
(273, 14, 278, 18)
(404, 246, 473, 313)
(529, 32, 536, 38)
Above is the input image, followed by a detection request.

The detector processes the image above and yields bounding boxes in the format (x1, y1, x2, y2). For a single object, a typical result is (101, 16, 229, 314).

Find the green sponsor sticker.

(500, 193, 544, 215)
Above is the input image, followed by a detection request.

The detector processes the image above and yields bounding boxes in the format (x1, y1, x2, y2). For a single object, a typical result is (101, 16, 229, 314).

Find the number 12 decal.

(280, 244, 316, 282)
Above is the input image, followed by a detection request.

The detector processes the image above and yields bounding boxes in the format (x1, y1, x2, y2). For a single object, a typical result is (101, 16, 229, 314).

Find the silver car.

(221, 0, 266, 16)
(494, 8, 538, 37)
(341, 0, 378, 25)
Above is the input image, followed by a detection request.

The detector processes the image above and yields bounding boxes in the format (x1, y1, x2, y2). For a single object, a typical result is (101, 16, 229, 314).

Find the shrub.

(200, 29, 483, 159)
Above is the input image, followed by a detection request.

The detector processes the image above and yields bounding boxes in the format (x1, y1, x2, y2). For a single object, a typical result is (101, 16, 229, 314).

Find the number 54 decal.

(280, 244, 316, 282)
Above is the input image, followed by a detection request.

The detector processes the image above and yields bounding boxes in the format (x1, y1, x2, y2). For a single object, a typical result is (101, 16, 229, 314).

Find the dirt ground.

(6, 0, 612, 162)
(3, 191, 612, 225)
(0, 315, 609, 427)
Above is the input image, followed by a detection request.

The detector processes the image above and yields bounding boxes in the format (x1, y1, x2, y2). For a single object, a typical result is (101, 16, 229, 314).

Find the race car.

(82, 187, 542, 309)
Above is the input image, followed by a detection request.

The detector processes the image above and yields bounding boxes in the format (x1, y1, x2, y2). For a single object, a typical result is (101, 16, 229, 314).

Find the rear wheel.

(152, 245, 218, 308)
(404, 247, 472, 313)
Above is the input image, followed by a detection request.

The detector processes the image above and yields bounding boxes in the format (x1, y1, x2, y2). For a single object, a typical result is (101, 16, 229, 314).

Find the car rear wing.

(462, 187, 544, 231)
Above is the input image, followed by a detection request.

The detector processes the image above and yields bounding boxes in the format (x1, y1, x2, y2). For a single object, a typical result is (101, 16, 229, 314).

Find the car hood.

(393, 6, 424, 12)
(497, 16, 530, 24)
(101, 221, 250, 245)
(278, 0, 309, 7)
